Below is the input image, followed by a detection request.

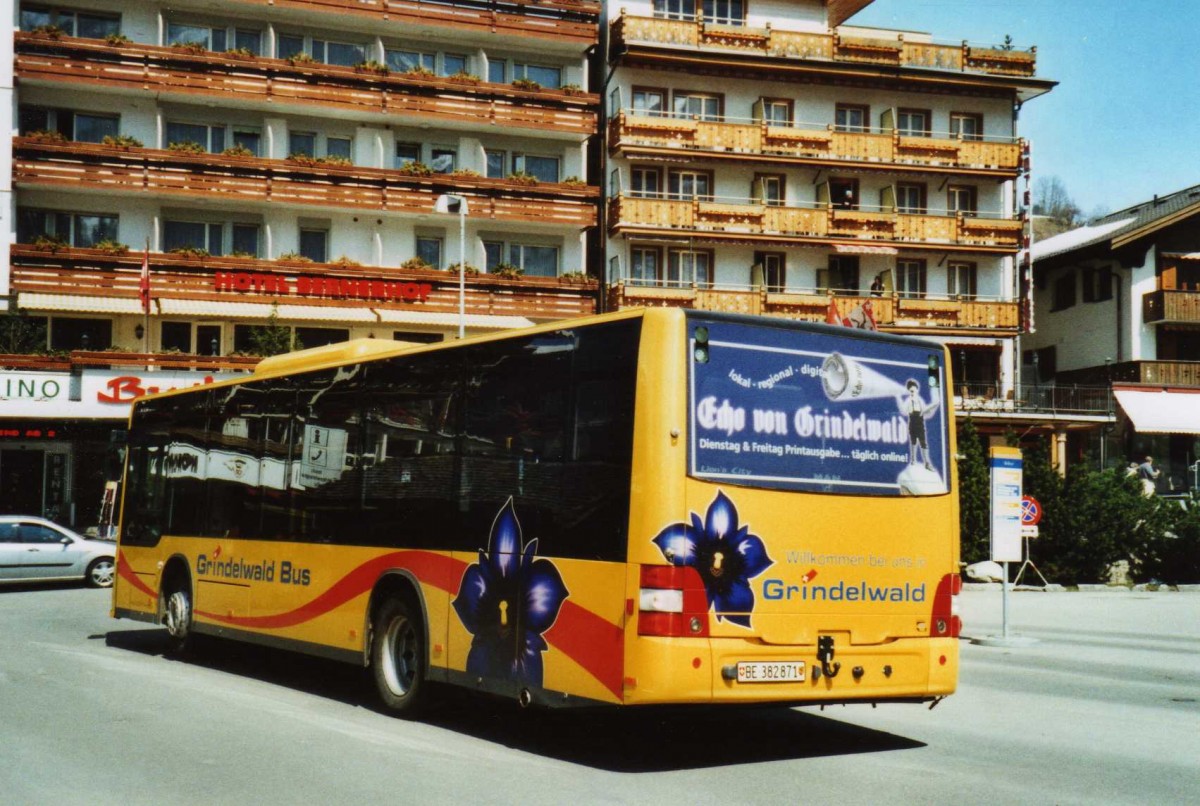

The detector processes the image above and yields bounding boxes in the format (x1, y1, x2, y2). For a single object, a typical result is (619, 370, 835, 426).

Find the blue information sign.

(688, 318, 949, 496)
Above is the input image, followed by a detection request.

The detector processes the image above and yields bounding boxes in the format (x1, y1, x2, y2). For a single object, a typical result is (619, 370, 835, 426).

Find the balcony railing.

(233, 0, 600, 43)
(10, 246, 599, 323)
(608, 194, 1023, 252)
(14, 33, 598, 136)
(610, 110, 1023, 174)
(0, 351, 261, 373)
(955, 382, 1113, 416)
(1143, 289, 1200, 324)
(612, 13, 1038, 78)
(606, 283, 1019, 333)
(13, 139, 598, 228)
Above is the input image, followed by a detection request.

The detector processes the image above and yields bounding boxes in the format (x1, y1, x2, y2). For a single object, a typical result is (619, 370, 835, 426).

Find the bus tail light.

(931, 573, 962, 638)
(638, 565, 709, 637)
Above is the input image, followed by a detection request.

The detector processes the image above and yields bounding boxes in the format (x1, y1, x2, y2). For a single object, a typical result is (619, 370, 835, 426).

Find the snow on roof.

(1031, 217, 1136, 262)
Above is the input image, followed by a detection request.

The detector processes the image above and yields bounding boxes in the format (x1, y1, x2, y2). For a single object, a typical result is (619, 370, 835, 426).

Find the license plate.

(736, 661, 805, 683)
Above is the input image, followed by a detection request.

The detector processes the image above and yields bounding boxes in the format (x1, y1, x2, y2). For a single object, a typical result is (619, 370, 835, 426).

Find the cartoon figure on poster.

(821, 352, 945, 495)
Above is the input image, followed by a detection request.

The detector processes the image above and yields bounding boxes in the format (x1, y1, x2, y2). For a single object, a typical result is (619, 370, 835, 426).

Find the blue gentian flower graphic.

(651, 491, 773, 628)
(452, 499, 568, 686)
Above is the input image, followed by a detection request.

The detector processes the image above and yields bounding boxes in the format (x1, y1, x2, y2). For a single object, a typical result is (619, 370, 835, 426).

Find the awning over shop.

(1113, 388, 1200, 435)
(373, 309, 534, 330)
(833, 243, 899, 255)
(18, 293, 143, 314)
(157, 299, 378, 322)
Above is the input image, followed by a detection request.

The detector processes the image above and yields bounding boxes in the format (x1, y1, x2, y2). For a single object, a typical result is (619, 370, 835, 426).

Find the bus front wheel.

(371, 596, 426, 716)
(163, 583, 193, 655)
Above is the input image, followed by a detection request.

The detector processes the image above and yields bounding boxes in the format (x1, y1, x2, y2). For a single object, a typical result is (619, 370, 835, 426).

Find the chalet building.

(1, 0, 601, 525)
(1029, 184, 1200, 494)
(601, 0, 1057, 439)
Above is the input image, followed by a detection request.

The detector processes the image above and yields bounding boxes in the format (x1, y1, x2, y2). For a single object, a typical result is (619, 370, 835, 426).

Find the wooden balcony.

(606, 284, 1019, 335)
(232, 0, 600, 44)
(612, 13, 1039, 79)
(610, 112, 1022, 175)
(13, 139, 598, 228)
(10, 246, 599, 324)
(1143, 290, 1200, 324)
(14, 33, 598, 136)
(607, 195, 1022, 253)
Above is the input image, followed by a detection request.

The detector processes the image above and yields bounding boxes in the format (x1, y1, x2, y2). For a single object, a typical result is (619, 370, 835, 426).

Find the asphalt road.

(0, 584, 1196, 805)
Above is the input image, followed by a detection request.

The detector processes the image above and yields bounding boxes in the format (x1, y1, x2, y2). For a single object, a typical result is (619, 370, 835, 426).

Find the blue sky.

(851, 0, 1200, 217)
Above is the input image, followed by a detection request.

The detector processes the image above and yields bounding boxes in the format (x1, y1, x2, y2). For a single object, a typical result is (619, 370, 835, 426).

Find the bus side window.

(359, 352, 461, 548)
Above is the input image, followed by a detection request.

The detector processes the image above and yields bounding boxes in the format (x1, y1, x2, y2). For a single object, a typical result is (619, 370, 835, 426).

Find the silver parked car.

(0, 516, 116, 588)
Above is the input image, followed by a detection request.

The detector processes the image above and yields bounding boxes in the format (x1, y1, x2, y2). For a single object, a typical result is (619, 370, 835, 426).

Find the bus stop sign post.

(973, 448, 1038, 648)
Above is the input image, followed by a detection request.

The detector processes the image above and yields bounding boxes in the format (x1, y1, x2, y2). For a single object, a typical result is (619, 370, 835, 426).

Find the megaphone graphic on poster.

(821, 352, 906, 402)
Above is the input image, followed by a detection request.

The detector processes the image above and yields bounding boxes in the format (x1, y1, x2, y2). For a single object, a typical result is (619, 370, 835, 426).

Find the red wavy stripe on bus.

(191, 550, 624, 699)
(545, 601, 625, 699)
(117, 552, 158, 598)
(195, 550, 463, 629)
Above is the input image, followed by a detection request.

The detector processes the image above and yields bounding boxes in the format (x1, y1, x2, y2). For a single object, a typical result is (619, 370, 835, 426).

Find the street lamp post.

(434, 194, 469, 339)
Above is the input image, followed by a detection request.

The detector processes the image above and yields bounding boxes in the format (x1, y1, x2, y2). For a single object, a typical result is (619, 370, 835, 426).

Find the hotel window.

(632, 88, 667, 116)
(947, 262, 978, 299)
(835, 104, 869, 133)
(17, 209, 117, 247)
(632, 166, 662, 198)
(831, 178, 859, 210)
(509, 244, 559, 277)
(485, 150, 506, 179)
(51, 318, 112, 352)
(948, 185, 978, 216)
(673, 92, 721, 121)
(512, 154, 560, 183)
(385, 48, 466, 76)
(489, 61, 562, 88)
(653, 0, 696, 21)
(1082, 267, 1114, 302)
(897, 108, 932, 137)
(667, 249, 712, 288)
(20, 6, 120, 38)
(167, 22, 262, 55)
(818, 256, 860, 294)
(759, 99, 793, 126)
(395, 143, 456, 172)
(18, 106, 118, 143)
(755, 252, 786, 292)
(160, 322, 193, 353)
(295, 328, 350, 348)
(289, 132, 352, 161)
(754, 174, 785, 207)
(1052, 271, 1076, 311)
(703, 0, 746, 26)
(165, 122, 261, 156)
(950, 112, 983, 141)
(631, 247, 661, 285)
(415, 236, 443, 269)
(896, 183, 927, 214)
(278, 34, 366, 67)
(163, 220, 260, 257)
(668, 169, 713, 201)
(299, 228, 329, 263)
(896, 259, 927, 298)
(484, 241, 559, 277)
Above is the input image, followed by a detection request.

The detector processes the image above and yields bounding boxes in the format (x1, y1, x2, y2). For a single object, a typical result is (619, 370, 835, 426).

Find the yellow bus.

(112, 308, 960, 714)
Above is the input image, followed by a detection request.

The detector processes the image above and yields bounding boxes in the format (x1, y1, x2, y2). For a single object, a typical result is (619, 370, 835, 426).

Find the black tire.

(162, 579, 194, 655)
(371, 596, 427, 717)
(86, 557, 115, 588)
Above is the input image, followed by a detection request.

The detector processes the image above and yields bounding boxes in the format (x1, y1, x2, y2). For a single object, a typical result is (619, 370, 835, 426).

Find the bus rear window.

(688, 317, 949, 496)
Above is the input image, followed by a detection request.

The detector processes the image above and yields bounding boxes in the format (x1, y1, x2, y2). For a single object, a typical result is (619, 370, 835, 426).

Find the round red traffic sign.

(1020, 496, 1042, 525)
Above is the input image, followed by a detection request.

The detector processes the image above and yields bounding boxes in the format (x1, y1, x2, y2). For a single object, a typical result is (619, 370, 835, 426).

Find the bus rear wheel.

(371, 596, 426, 716)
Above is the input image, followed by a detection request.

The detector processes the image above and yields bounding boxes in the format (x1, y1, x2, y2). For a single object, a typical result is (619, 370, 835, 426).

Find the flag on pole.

(139, 249, 151, 315)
